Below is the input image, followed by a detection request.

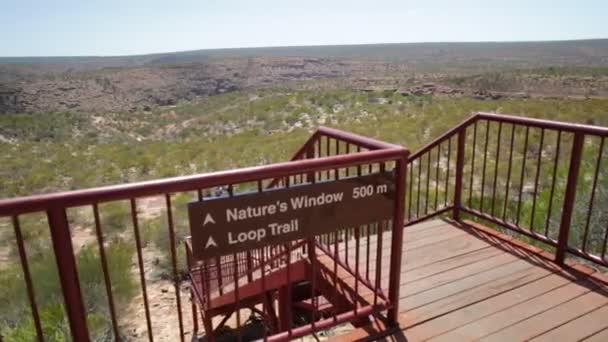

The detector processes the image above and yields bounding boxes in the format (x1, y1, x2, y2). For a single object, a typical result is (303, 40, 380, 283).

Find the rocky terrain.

(0, 57, 412, 113)
(2, 39, 608, 114)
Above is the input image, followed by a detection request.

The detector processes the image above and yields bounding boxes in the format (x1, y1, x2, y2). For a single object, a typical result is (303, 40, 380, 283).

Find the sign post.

(188, 172, 396, 259)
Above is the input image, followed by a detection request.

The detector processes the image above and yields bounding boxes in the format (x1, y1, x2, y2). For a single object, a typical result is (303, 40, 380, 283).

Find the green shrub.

(0, 240, 135, 341)
(99, 201, 130, 235)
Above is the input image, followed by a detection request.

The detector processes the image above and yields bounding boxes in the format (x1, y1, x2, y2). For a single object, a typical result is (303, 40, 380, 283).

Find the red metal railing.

(4, 112, 606, 341)
(406, 112, 608, 268)
(0, 127, 408, 341)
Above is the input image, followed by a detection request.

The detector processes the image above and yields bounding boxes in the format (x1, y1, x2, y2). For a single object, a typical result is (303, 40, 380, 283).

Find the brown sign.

(188, 172, 396, 259)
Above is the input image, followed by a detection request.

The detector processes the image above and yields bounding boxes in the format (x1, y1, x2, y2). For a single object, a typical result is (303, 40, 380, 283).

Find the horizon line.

(1, 37, 606, 59)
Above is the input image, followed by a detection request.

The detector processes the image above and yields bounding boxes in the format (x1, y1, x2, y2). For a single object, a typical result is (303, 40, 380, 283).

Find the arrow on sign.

(205, 236, 218, 249)
(203, 213, 215, 226)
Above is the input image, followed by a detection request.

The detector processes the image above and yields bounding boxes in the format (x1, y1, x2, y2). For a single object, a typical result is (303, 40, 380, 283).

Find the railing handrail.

(0, 146, 407, 216)
(409, 112, 608, 161)
(283, 126, 400, 163)
(476, 112, 608, 136)
(408, 115, 476, 160)
(406, 111, 608, 269)
(316, 126, 403, 150)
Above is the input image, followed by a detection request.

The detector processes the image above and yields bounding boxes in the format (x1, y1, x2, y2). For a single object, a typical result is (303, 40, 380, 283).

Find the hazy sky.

(1, 0, 607, 57)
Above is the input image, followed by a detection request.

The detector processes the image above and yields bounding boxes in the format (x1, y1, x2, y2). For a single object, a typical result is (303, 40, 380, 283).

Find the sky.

(1, 0, 607, 57)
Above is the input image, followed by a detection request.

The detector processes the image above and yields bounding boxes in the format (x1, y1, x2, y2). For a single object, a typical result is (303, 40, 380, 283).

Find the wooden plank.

(328, 226, 497, 292)
(401, 245, 506, 285)
(414, 273, 578, 341)
(402, 251, 520, 297)
(480, 291, 608, 342)
(328, 247, 508, 297)
(422, 281, 590, 340)
(530, 305, 608, 342)
(583, 328, 608, 342)
(401, 262, 554, 326)
(401, 258, 535, 310)
(404, 222, 464, 240)
(405, 228, 469, 250)
(403, 234, 495, 271)
(337, 223, 459, 255)
(403, 219, 449, 233)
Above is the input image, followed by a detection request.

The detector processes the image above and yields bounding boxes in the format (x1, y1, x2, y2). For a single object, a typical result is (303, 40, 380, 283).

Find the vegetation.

(1, 85, 608, 340)
(2, 89, 608, 199)
(0, 238, 135, 340)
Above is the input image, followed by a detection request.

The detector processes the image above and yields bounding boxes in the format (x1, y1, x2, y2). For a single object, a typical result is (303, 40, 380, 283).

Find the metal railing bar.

(476, 112, 608, 137)
(335, 139, 340, 180)
(357, 146, 362, 176)
(316, 126, 402, 150)
(515, 126, 530, 226)
(566, 245, 608, 268)
(332, 230, 339, 324)
(46, 207, 90, 342)
(502, 124, 516, 221)
(490, 122, 503, 216)
(416, 158, 422, 218)
(130, 198, 154, 342)
(602, 222, 608, 262)
(92, 204, 120, 341)
(164, 194, 185, 342)
(544, 131, 562, 237)
(461, 207, 558, 247)
(286, 241, 292, 338)
(354, 225, 361, 316)
(184, 241, 199, 336)
(425, 152, 431, 215)
(365, 224, 371, 281)
(346, 143, 351, 177)
(530, 128, 545, 233)
(445, 137, 452, 208)
(266, 304, 384, 342)
(408, 115, 477, 160)
(314, 239, 386, 302)
(468, 121, 478, 208)
(479, 120, 490, 212)
(407, 159, 413, 220)
(12, 215, 45, 342)
(434, 144, 441, 211)
(373, 221, 384, 307)
(0, 148, 407, 216)
(233, 251, 241, 342)
(555, 131, 584, 264)
(325, 136, 330, 180)
(582, 137, 604, 252)
(307, 239, 317, 330)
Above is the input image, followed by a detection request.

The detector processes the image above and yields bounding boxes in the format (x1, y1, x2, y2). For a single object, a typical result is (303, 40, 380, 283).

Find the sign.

(188, 172, 396, 259)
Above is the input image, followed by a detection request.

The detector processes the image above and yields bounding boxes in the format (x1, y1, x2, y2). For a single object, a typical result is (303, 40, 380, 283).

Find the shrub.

(99, 201, 131, 235)
(0, 240, 135, 341)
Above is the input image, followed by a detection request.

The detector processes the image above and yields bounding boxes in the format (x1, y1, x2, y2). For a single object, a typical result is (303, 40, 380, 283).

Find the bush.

(0, 240, 135, 341)
(100, 201, 131, 235)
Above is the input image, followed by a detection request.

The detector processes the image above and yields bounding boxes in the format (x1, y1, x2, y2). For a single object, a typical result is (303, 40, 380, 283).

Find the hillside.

(2, 86, 607, 197)
(1, 39, 608, 114)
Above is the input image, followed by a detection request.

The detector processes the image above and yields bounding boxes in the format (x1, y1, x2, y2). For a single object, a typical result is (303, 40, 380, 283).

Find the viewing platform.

(335, 219, 608, 341)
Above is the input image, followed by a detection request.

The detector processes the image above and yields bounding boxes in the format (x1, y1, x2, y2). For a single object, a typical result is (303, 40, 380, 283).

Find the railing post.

(453, 128, 467, 221)
(47, 206, 91, 342)
(556, 132, 584, 264)
(387, 151, 408, 325)
(306, 140, 316, 183)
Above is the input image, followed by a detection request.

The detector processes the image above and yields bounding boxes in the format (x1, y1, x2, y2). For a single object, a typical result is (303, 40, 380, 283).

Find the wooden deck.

(336, 219, 608, 342)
